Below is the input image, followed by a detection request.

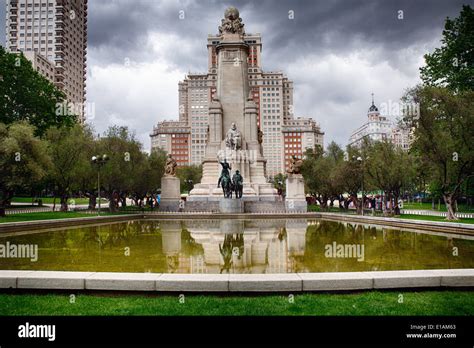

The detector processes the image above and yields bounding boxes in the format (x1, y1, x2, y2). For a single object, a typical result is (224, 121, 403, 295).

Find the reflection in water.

(0, 219, 473, 274)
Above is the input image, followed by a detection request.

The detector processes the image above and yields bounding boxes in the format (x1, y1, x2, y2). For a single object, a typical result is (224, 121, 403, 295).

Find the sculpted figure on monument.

(258, 128, 263, 144)
(225, 122, 242, 150)
(164, 154, 177, 176)
(287, 155, 303, 175)
(218, 7, 245, 35)
(217, 159, 233, 198)
(232, 170, 243, 199)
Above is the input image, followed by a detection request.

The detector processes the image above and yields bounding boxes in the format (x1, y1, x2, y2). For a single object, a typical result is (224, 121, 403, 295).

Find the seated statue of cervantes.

(225, 122, 242, 150)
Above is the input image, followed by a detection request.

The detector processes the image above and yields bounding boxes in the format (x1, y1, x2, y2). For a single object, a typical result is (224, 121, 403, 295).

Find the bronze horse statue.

(218, 173, 233, 198)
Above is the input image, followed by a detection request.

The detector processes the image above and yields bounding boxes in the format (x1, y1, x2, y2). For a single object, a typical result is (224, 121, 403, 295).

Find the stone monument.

(285, 156, 307, 212)
(160, 154, 181, 211)
(188, 7, 278, 206)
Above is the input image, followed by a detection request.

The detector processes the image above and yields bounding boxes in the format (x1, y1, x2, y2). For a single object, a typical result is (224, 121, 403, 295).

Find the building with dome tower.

(348, 94, 411, 150)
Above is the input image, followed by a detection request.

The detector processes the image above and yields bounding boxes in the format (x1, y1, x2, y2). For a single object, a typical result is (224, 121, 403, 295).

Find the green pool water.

(0, 219, 473, 274)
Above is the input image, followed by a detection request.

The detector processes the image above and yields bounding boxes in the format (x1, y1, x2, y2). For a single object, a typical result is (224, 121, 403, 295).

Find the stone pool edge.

(0, 269, 473, 292)
(1, 212, 474, 236)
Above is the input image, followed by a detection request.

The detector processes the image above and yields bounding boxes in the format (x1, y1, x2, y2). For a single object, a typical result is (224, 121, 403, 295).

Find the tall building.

(151, 13, 323, 176)
(180, 73, 211, 165)
(282, 118, 324, 174)
(150, 121, 191, 166)
(348, 95, 411, 150)
(6, 0, 88, 122)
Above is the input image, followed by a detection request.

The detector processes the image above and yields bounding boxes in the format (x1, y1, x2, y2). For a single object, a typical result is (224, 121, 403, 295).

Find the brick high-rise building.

(150, 121, 191, 166)
(282, 118, 324, 172)
(6, 0, 88, 122)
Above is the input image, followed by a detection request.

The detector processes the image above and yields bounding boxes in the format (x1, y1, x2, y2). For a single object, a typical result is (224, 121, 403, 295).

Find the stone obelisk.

(188, 7, 278, 203)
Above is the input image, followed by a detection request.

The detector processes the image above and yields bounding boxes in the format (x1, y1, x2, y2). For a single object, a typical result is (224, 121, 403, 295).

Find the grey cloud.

(1, 0, 468, 149)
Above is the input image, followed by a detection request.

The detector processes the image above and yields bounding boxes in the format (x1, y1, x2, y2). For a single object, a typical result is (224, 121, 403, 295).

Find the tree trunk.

(351, 195, 362, 215)
(320, 196, 328, 211)
(394, 194, 401, 216)
(444, 194, 458, 220)
(121, 194, 127, 207)
(60, 194, 68, 212)
(0, 199, 5, 217)
(0, 190, 13, 217)
(382, 192, 390, 216)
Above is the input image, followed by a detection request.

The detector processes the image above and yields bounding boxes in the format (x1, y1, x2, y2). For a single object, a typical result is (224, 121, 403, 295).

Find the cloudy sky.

(0, 0, 469, 150)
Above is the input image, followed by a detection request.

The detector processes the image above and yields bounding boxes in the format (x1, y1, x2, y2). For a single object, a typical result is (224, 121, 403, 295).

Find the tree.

(403, 86, 474, 219)
(272, 173, 287, 196)
(132, 148, 168, 203)
(340, 146, 366, 214)
(96, 126, 148, 210)
(176, 165, 203, 193)
(365, 141, 416, 216)
(301, 143, 346, 211)
(0, 122, 51, 216)
(44, 124, 94, 211)
(420, 5, 473, 92)
(0, 47, 76, 136)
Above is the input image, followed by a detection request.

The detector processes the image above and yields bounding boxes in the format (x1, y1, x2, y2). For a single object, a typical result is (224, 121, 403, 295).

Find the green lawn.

(399, 214, 474, 224)
(0, 291, 472, 316)
(403, 202, 474, 213)
(0, 211, 117, 223)
(12, 197, 107, 205)
(308, 205, 348, 213)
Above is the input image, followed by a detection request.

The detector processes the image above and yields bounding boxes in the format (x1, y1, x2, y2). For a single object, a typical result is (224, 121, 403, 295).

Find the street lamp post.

(355, 156, 364, 216)
(91, 154, 109, 216)
(186, 179, 193, 193)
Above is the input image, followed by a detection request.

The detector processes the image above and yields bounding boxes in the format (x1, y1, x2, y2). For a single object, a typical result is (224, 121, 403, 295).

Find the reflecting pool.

(1, 219, 473, 273)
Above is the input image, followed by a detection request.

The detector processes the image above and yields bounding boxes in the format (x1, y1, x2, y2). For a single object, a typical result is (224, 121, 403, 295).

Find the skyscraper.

(6, 0, 88, 122)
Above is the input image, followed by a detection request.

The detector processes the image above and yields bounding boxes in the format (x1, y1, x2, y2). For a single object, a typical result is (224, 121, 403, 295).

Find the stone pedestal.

(285, 174, 307, 212)
(160, 176, 181, 212)
(160, 221, 182, 254)
(219, 198, 244, 213)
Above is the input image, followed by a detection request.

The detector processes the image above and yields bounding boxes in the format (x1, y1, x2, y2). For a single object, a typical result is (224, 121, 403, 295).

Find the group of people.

(364, 195, 403, 213)
(86, 191, 161, 211)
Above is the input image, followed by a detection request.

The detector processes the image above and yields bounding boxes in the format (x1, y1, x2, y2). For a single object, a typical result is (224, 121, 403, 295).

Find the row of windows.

(19, 3, 55, 8)
(285, 137, 301, 142)
(19, 40, 53, 45)
(18, 19, 54, 25)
